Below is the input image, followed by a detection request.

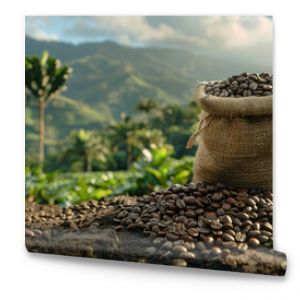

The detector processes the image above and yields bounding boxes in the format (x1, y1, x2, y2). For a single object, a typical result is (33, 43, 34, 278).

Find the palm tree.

(136, 98, 158, 113)
(65, 129, 109, 172)
(25, 51, 72, 165)
(108, 113, 144, 169)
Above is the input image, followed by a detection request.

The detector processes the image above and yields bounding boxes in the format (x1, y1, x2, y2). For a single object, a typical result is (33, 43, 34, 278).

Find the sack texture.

(188, 85, 272, 189)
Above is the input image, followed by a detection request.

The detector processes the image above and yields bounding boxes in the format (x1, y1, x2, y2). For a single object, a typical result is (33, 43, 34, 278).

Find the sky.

(25, 16, 273, 66)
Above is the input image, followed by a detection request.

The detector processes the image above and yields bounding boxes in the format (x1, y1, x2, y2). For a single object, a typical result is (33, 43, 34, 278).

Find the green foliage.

(131, 145, 194, 195)
(25, 51, 72, 100)
(26, 146, 194, 206)
(62, 129, 110, 172)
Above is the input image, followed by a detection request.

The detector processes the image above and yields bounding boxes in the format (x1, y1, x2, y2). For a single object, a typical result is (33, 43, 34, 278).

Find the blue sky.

(25, 16, 272, 66)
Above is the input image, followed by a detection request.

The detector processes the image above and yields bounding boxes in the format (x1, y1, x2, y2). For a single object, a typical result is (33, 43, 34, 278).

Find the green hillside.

(25, 36, 271, 118)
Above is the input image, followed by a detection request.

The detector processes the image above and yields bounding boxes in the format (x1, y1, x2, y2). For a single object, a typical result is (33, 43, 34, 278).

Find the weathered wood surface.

(26, 212, 287, 276)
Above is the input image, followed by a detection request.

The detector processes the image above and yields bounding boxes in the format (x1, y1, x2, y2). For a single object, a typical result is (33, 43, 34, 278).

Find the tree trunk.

(85, 155, 92, 172)
(127, 145, 132, 169)
(39, 99, 45, 165)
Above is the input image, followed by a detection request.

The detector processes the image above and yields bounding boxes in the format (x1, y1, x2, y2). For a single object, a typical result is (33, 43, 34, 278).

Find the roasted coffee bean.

(252, 222, 261, 230)
(153, 237, 164, 245)
(173, 240, 185, 246)
(198, 227, 211, 234)
(222, 241, 237, 250)
(173, 245, 188, 253)
(175, 216, 187, 223)
(247, 237, 260, 248)
(196, 241, 207, 251)
(211, 221, 222, 230)
(203, 236, 215, 248)
(166, 232, 179, 241)
(258, 235, 269, 243)
(261, 222, 273, 232)
(237, 243, 248, 252)
(176, 199, 186, 209)
(185, 210, 196, 218)
(146, 246, 157, 255)
(222, 233, 235, 242)
(235, 232, 246, 242)
(178, 251, 196, 260)
(202, 73, 272, 98)
(187, 228, 199, 237)
(237, 212, 249, 220)
(211, 246, 222, 255)
(162, 241, 173, 250)
(184, 242, 196, 251)
(247, 230, 260, 238)
(172, 258, 187, 267)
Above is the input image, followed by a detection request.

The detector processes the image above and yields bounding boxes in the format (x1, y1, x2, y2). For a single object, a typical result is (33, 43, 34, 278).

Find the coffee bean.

(258, 235, 269, 243)
(211, 221, 222, 230)
(146, 247, 157, 255)
(178, 251, 196, 260)
(176, 199, 185, 209)
(247, 230, 260, 238)
(162, 241, 173, 250)
(222, 233, 235, 242)
(201, 73, 272, 98)
(153, 237, 164, 245)
(196, 241, 207, 251)
(261, 222, 272, 232)
(247, 237, 260, 248)
(166, 232, 179, 241)
(184, 242, 196, 251)
(198, 227, 211, 234)
(237, 243, 248, 252)
(221, 215, 232, 224)
(222, 241, 237, 250)
(187, 228, 199, 237)
(235, 232, 246, 242)
(252, 222, 261, 230)
(172, 258, 187, 267)
(211, 246, 222, 255)
(173, 240, 185, 246)
(203, 236, 214, 248)
(175, 216, 187, 223)
(25, 229, 34, 238)
(173, 245, 188, 253)
(185, 210, 196, 218)
(237, 212, 249, 221)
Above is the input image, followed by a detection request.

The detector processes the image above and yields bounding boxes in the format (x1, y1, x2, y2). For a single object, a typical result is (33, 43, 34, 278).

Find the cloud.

(146, 16, 272, 49)
(28, 29, 58, 41)
(201, 16, 272, 48)
(26, 16, 272, 54)
(63, 16, 208, 47)
(25, 16, 58, 41)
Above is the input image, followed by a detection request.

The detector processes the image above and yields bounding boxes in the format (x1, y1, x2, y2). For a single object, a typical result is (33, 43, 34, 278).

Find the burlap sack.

(187, 85, 272, 189)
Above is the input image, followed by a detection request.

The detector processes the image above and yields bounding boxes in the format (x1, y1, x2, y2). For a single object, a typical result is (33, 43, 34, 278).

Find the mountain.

(25, 36, 272, 162)
(25, 36, 271, 116)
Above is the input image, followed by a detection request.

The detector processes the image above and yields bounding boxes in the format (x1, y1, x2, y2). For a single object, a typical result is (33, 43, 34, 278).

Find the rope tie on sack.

(186, 114, 214, 149)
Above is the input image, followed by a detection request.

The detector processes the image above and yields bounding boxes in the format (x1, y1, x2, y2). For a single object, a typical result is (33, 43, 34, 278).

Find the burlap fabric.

(187, 85, 272, 189)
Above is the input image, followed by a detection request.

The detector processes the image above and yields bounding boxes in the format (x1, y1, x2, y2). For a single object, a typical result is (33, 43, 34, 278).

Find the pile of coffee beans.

(25, 196, 136, 232)
(202, 72, 272, 97)
(113, 182, 273, 267)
